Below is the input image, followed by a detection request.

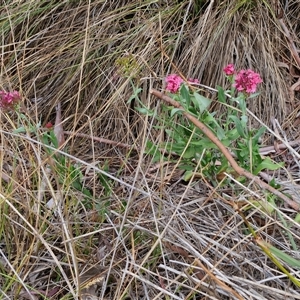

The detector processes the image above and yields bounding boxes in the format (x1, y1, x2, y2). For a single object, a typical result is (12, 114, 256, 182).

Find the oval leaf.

(192, 92, 211, 113)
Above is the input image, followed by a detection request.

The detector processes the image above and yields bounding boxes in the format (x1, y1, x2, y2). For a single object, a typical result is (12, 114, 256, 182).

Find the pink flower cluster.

(223, 64, 235, 76)
(234, 69, 263, 93)
(165, 74, 183, 93)
(188, 78, 200, 84)
(0, 90, 21, 110)
(45, 122, 53, 129)
(223, 64, 263, 94)
(165, 74, 200, 93)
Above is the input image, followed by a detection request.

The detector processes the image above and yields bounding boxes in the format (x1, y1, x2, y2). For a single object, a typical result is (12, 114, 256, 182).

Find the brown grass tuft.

(0, 0, 300, 299)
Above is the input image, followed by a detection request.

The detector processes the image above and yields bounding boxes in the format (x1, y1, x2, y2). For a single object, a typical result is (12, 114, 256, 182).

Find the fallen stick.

(259, 139, 300, 155)
(63, 131, 136, 150)
(150, 89, 300, 211)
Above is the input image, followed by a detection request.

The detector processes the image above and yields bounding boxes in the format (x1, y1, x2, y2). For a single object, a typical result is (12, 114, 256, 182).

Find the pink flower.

(233, 69, 263, 94)
(165, 74, 184, 93)
(188, 78, 200, 84)
(223, 64, 235, 76)
(0, 90, 21, 110)
(45, 122, 53, 129)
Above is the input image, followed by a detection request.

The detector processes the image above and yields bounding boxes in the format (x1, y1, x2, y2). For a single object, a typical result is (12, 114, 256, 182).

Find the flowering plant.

(165, 74, 199, 93)
(135, 66, 282, 185)
(225, 65, 263, 94)
(0, 90, 21, 110)
(0, 90, 45, 135)
(0, 90, 93, 208)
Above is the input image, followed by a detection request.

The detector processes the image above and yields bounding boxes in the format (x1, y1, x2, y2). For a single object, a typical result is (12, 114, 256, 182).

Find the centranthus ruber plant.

(224, 64, 263, 94)
(234, 69, 263, 93)
(0, 90, 21, 110)
(0, 89, 93, 208)
(134, 66, 282, 185)
(165, 74, 199, 93)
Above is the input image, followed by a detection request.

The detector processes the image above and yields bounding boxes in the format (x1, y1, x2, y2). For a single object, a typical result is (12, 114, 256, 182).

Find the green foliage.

(134, 77, 283, 188)
(95, 161, 114, 221)
(41, 130, 95, 207)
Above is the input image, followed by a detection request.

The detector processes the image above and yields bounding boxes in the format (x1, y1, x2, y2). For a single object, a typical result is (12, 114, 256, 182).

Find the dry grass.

(1, 0, 300, 299)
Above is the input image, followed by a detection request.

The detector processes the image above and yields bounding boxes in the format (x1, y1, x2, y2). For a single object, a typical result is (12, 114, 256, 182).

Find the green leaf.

(145, 140, 163, 162)
(294, 213, 300, 224)
(253, 126, 266, 143)
(256, 239, 300, 287)
(41, 133, 50, 146)
(229, 115, 246, 138)
(72, 179, 83, 191)
(219, 157, 230, 171)
(241, 115, 248, 126)
(270, 178, 281, 189)
(254, 157, 284, 175)
(217, 85, 226, 103)
(268, 244, 300, 268)
(191, 138, 219, 149)
(251, 200, 275, 214)
(202, 112, 222, 133)
(192, 92, 211, 113)
(180, 84, 191, 107)
(82, 187, 92, 198)
(98, 172, 112, 196)
(216, 126, 226, 140)
(164, 129, 175, 138)
(170, 108, 183, 117)
(13, 127, 26, 134)
(187, 106, 199, 117)
(168, 142, 187, 155)
(227, 128, 239, 141)
(127, 87, 142, 104)
(248, 92, 260, 99)
(135, 106, 154, 116)
(237, 95, 246, 114)
(50, 130, 59, 148)
(219, 138, 231, 147)
(183, 170, 193, 181)
(179, 164, 195, 171)
(182, 146, 197, 158)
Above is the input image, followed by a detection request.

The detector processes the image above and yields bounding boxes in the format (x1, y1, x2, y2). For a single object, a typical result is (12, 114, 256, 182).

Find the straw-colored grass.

(0, 0, 300, 299)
